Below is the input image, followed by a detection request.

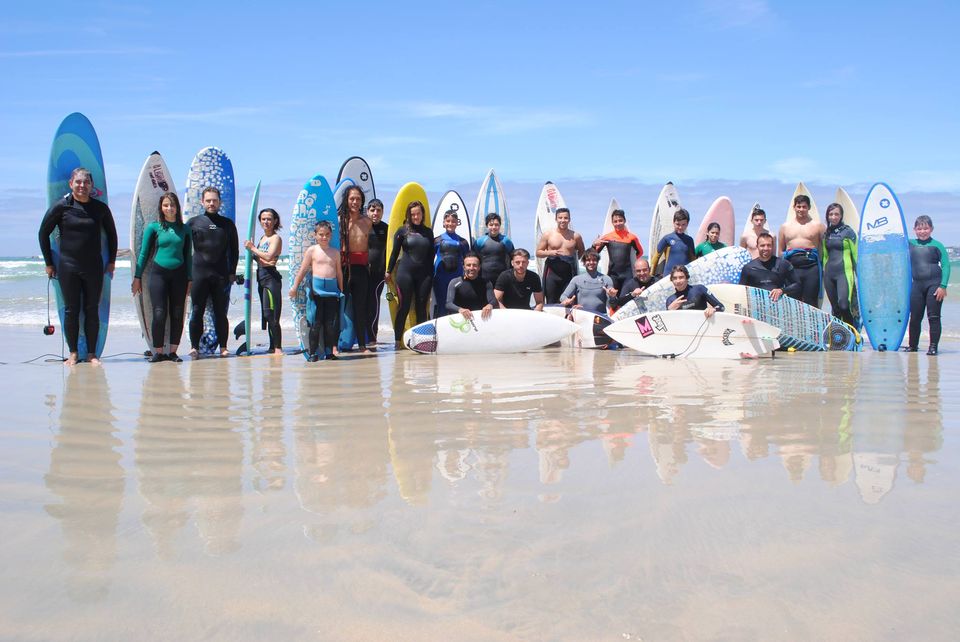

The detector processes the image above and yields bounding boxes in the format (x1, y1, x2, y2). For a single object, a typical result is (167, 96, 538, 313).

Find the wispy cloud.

(116, 107, 267, 123)
(699, 0, 773, 29)
(771, 156, 819, 177)
(800, 65, 856, 89)
(0, 47, 167, 58)
(399, 101, 589, 134)
(896, 170, 960, 193)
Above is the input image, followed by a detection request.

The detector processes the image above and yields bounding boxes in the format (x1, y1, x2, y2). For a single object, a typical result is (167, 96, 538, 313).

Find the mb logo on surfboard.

(866, 217, 889, 230)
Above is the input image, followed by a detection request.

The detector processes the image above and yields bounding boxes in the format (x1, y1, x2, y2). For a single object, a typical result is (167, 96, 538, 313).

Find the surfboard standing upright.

(648, 182, 682, 274)
(694, 196, 736, 247)
(183, 147, 236, 355)
(239, 180, 261, 355)
(386, 182, 432, 336)
(130, 151, 176, 353)
(533, 181, 567, 276)
(826, 186, 862, 326)
(597, 197, 629, 276)
(336, 158, 377, 350)
(47, 112, 111, 360)
(857, 183, 911, 351)
(472, 169, 510, 241)
(288, 175, 338, 360)
(333, 178, 357, 351)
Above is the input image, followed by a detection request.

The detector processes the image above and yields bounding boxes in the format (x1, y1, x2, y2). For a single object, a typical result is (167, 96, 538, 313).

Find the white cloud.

(400, 101, 588, 134)
(770, 156, 819, 177)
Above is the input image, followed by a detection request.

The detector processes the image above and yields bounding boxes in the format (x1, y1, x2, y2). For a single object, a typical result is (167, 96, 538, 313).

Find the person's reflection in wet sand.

(250, 361, 286, 493)
(44, 367, 123, 603)
(647, 408, 690, 485)
(905, 356, 943, 483)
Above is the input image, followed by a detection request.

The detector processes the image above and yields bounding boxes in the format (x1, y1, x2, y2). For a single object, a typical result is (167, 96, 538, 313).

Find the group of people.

(38, 171, 951, 364)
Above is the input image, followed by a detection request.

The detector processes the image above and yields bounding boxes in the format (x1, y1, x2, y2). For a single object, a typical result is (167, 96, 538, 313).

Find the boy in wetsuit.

(433, 209, 471, 318)
(473, 213, 514, 283)
(907, 215, 950, 355)
(665, 265, 724, 318)
(536, 207, 585, 303)
(778, 194, 825, 307)
(366, 199, 389, 345)
(652, 208, 695, 278)
(289, 221, 343, 361)
(593, 209, 643, 292)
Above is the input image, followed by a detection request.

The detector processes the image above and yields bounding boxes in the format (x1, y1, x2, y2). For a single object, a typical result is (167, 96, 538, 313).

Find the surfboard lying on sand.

(710, 284, 861, 351)
(605, 310, 780, 359)
(614, 246, 752, 320)
(404, 308, 578, 354)
(857, 182, 911, 351)
(543, 305, 614, 349)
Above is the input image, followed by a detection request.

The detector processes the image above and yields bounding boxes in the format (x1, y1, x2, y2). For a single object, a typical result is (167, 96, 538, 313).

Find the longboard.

(694, 196, 735, 247)
(239, 180, 261, 355)
(533, 181, 567, 276)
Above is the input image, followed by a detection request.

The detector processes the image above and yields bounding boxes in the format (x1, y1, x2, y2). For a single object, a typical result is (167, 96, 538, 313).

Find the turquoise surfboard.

(240, 180, 261, 355)
(46, 112, 111, 359)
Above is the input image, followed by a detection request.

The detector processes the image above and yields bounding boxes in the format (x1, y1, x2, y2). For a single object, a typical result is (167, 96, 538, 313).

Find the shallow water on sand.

(1, 347, 957, 641)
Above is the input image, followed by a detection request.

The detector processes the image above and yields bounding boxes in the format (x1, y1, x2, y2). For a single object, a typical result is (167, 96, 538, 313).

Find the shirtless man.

(340, 185, 374, 351)
(740, 206, 775, 258)
(777, 195, 826, 307)
(289, 221, 344, 361)
(536, 207, 585, 304)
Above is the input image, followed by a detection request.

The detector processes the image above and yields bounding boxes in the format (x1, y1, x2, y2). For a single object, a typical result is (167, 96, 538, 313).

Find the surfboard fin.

(233, 320, 246, 340)
(236, 343, 247, 356)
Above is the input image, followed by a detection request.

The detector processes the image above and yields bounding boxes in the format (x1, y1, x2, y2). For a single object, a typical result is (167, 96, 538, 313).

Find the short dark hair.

(367, 198, 384, 210)
(611, 209, 626, 220)
(673, 208, 690, 223)
(582, 248, 600, 263)
(757, 232, 775, 244)
(914, 215, 933, 228)
(484, 212, 502, 225)
(670, 265, 690, 279)
(463, 251, 481, 263)
(555, 207, 570, 217)
(201, 186, 221, 199)
(315, 220, 333, 233)
(794, 194, 811, 207)
(511, 248, 530, 260)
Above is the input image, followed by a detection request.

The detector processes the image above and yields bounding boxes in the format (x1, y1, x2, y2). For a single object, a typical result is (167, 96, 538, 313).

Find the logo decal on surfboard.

(635, 316, 655, 338)
(722, 329, 734, 346)
(880, 198, 890, 208)
(866, 217, 888, 230)
(652, 314, 667, 332)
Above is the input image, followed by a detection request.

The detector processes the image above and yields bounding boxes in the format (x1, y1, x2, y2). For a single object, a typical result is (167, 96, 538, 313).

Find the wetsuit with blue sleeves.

(654, 232, 695, 276)
(387, 223, 434, 341)
(908, 237, 951, 351)
(38, 194, 118, 355)
(432, 231, 470, 318)
(665, 284, 725, 312)
(473, 233, 514, 283)
(136, 221, 192, 350)
(560, 270, 614, 315)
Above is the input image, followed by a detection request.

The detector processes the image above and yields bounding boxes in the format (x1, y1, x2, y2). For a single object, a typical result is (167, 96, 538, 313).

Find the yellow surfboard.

(386, 182, 432, 335)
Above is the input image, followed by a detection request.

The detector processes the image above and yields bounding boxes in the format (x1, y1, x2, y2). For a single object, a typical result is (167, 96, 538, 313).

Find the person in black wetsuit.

(244, 207, 283, 354)
(366, 199, 389, 345)
(665, 265, 724, 318)
(187, 186, 239, 358)
(593, 209, 644, 292)
(132, 192, 191, 362)
(472, 213, 515, 283)
(821, 202, 858, 327)
(611, 257, 656, 311)
(907, 215, 951, 355)
(38, 167, 118, 366)
(738, 232, 800, 302)
(386, 200, 433, 347)
(494, 248, 544, 310)
(445, 252, 496, 321)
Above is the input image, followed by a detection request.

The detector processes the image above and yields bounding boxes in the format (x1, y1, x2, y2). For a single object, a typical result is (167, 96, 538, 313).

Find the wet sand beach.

(1, 326, 958, 641)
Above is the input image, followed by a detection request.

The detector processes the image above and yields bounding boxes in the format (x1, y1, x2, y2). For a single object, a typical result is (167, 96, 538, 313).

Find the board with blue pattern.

(46, 112, 111, 359)
(857, 183, 911, 351)
(183, 147, 236, 354)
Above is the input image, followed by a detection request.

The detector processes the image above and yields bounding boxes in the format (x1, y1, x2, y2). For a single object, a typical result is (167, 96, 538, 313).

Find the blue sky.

(4, 0, 959, 253)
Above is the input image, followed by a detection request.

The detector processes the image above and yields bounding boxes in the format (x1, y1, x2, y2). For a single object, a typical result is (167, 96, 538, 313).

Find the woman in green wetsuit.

(907, 215, 950, 355)
(821, 202, 859, 328)
(132, 192, 192, 362)
(694, 222, 726, 258)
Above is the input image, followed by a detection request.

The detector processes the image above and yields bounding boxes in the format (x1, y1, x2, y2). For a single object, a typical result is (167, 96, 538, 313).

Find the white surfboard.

(533, 181, 567, 275)
(614, 246, 752, 320)
(833, 187, 860, 238)
(739, 201, 770, 257)
(543, 305, 614, 349)
(694, 196, 735, 247)
(648, 182, 682, 271)
(597, 197, 628, 276)
(433, 190, 472, 245)
(130, 151, 177, 353)
(605, 310, 780, 359)
(785, 181, 820, 224)
(472, 169, 510, 241)
(404, 308, 578, 354)
(336, 157, 376, 206)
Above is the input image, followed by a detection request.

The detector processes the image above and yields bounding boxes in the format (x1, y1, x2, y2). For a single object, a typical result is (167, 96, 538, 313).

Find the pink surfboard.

(694, 196, 735, 246)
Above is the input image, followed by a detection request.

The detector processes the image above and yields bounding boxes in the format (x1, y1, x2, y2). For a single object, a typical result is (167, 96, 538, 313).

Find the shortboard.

(404, 308, 578, 354)
(472, 168, 510, 241)
(533, 181, 567, 276)
(597, 197, 637, 276)
(739, 201, 770, 256)
(239, 180, 261, 355)
(648, 182, 682, 274)
(614, 246, 752, 320)
(856, 183, 911, 351)
(47, 112, 111, 360)
(543, 305, 614, 349)
(386, 182, 432, 336)
(604, 310, 780, 359)
(337, 156, 376, 205)
(288, 174, 337, 360)
(694, 196, 735, 247)
(183, 146, 236, 354)
(130, 151, 176, 353)
(710, 283, 861, 351)
(433, 189, 472, 245)
(784, 181, 820, 224)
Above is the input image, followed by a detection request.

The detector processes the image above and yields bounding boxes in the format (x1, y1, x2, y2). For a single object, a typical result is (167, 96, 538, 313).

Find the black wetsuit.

(387, 224, 434, 341)
(433, 232, 470, 318)
(494, 269, 542, 309)
(665, 284, 725, 312)
(908, 238, 951, 351)
(783, 248, 821, 307)
(596, 230, 643, 292)
(256, 236, 282, 352)
(366, 220, 389, 343)
(473, 233, 515, 283)
(38, 195, 118, 355)
(822, 224, 858, 326)
(445, 276, 496, 314)
(188, 212, 239, 351)
(612, 276, 656, 309)
(543, 255, 578, 304)
(739, 256, 801, 298)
